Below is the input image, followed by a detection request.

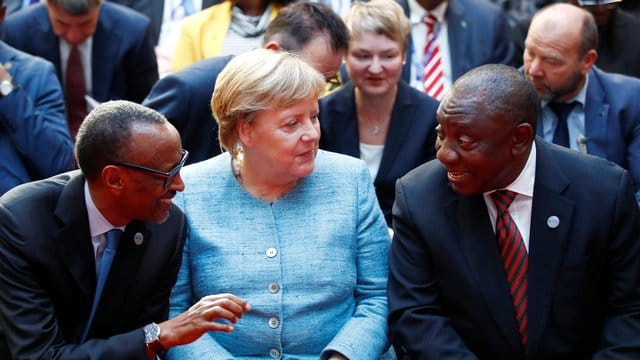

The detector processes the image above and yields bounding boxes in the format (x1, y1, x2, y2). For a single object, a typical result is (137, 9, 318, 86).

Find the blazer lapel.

(54, 173, 94, 303)
(453, 192, 523, 353)
(526, 140, 575, 357)
(91, 9, 121, 101)
(444, 0, 468, 81)
(327, 84, 360, 157)
(583, 69, 610, 159)
(376, 82, 415, 182)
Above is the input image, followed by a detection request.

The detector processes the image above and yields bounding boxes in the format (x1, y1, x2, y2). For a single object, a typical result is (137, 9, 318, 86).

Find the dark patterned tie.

(490, 190, 528, 354)
(548, 101, 576, 148)
(65, 45, 87, 140)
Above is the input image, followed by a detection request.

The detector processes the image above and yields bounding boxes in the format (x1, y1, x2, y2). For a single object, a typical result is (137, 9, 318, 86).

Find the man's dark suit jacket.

(537, 66, 640, 204)
(2, 2, 158, 104)
(319, 81, 439, 225)
(397, 0, 515, 84)
(143, 55, 233, 164)
(596, 8, 640, 79)
(106, 0, 222, 45)
(0, 171, 187, 359)
(388, 139, 640, 359)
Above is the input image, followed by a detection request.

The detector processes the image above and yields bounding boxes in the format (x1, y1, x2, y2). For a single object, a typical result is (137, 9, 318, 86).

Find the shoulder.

(590, 67, 640, 91)
(3, 4, 47, 29)
(1, 42, 55, 75)
(0, 171, 77, 216)
(399, 81, 439, 111)
(182, 1, 231, 29)
(181, 153, 231, 187)
(99, 2, 151, 31)
(312, 150, 368, 180)
(174, 56, 233, 82)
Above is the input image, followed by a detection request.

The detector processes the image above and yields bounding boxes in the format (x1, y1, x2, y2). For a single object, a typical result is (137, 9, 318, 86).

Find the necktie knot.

(490, 190, 517, 214)
(424, 13, 438, 32)
(549, 101, 577, 123)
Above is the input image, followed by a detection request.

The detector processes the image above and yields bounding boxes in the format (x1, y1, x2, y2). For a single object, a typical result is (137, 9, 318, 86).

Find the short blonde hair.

(212, 49, 325, 157)
(344, 0, 411, 53)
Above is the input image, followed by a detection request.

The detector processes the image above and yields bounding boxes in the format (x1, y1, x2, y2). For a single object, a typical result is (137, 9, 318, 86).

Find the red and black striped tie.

(491, 190, 528, 354)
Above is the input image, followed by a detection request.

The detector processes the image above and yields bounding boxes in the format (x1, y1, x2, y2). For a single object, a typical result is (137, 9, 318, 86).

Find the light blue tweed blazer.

(168, 150, 391, 359)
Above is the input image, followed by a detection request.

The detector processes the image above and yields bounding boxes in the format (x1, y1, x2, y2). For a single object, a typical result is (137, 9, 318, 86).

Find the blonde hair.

(344, 0, 411, 53)
(212, 49, 325, 157)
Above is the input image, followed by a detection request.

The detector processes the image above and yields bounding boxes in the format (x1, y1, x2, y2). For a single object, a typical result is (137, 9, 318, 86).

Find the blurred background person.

(320, 0, 439, 226)
(571, 0, 640, 78)
(395, 0, 515, 100)
(2, 0, 158, 140)
(168, 49, 391, 359)
(0, 0, 73, 195)
(523, 3, 640, 204)
(144, 1, 349, 164)
(172, 0, 294, 71)
(106, 0, 223, 76)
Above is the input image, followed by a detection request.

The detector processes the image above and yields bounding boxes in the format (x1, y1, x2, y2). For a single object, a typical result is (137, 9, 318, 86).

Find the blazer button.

(268, 316, 280, 329)
(268, 283, 280, 294)
(269, 348, 281, 358)
(266, 248, 277, 258)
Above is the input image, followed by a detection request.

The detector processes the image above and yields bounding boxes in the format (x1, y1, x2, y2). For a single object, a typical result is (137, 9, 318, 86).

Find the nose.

(368, 56, 383, 74)
(526, 58, 544, 78)
(301, 118, 320, 142)
(65, 29, 86, 46)
(436, 139, 458, 166)
(168, 173, 186, 192)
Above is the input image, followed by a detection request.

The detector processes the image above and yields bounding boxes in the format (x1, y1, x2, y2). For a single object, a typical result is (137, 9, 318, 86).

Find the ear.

(580, 49, 597, 76)
(0, 4, 6, 23)
(101, 165, 125, 193)
(264, 41, 283, 51)
(237, 119, 256, 148)
(512, 123, 534, 157)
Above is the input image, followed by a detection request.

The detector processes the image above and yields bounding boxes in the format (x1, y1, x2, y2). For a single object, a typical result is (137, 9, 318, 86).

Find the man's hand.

(158, 293, 251, 349)
(0, 65, 13, 82)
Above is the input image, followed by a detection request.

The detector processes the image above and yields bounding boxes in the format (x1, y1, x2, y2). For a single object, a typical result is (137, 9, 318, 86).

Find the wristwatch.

(0, 79, 15, 97)
(143, 322, 166, 359)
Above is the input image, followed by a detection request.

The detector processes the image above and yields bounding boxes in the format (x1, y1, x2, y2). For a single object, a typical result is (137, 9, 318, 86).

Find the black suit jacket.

(0, 171, 187, 359)
(595, 8, 640, 78)
(143, 55, 234, 164)
(388, 139, 640, 359)
(2, 2, 158, 103)
(319, 81, 439, 225)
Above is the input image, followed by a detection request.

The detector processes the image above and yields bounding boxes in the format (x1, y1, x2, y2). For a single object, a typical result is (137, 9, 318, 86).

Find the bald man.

(523, 3, 640, 205)
(388, 64, 640, 359)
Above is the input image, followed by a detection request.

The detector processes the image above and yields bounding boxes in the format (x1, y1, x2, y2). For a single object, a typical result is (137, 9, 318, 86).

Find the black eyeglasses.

(115, 149, 189, 190)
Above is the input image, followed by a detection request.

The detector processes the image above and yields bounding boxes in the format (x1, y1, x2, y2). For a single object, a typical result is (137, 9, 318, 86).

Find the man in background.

(143, 1, 349, 163)
(523, 3, 640, 203)
(0, 0, 73, 195)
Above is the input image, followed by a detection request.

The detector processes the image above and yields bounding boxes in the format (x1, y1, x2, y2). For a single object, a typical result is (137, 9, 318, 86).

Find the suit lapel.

(584, 69, 610, 159)
(376, 82, 414, 183)
(54, 174, 95, 303)
(526, 140, 574, 357)
(453, 192, 523, 352)
(445, 0, 468, 81)
(91, 8, 120, 101)
(327, 84, 360, 157)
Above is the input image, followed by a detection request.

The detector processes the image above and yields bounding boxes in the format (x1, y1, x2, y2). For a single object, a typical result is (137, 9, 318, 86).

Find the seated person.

(320, 0, 439, 226)
(168, 49, 391, 359)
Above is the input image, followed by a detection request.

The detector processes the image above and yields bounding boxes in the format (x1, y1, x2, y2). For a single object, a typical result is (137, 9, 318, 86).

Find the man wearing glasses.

(0, 101, 250, 359)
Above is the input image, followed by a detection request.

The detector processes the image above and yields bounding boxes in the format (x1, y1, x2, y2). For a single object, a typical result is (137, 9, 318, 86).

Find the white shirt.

(483, 142, 537, 252)
(359, 143, 384, 181)
(60, 38, 93, 97)
(407, 0, 452, 92)
(84, 182, 125, 259)
(539, 75, 589, 153)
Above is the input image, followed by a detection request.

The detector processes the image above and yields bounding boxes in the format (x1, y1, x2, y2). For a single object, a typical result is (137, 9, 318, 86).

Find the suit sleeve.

(621, 95, 640, 205)
(388, 179, 479, 359)
(0, 203, 147, 360)
(593, 170, 640, 358)
(320, 164, 390, 360)
(0, 60, 74, 178)
(142, 74, 192, 142)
